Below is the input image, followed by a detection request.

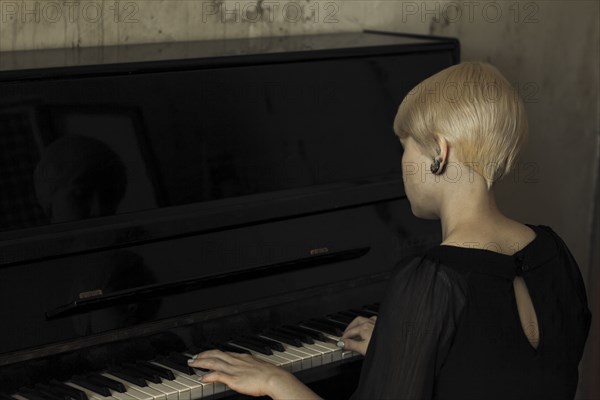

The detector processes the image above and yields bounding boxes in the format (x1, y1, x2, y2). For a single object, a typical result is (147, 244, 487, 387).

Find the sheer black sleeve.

(349, 255, 468, 400)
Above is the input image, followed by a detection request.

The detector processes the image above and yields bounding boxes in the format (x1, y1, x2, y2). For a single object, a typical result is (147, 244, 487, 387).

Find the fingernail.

(337, 340, 345, 348)
(187, 359, 194, 365)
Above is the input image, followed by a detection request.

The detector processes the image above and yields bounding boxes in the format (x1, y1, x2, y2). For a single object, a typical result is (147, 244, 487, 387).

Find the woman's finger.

(341, 325, 363, 340)
(340, 337, 368, 355)
(200, 371, 234, 386)
(190, 349, 244, 366)
(225, 351, 253, 360)
(192, 349, 223, 361)
(193, 351, 295, 398)
(189, 356, 232, 372)
(342, 318, 376, 339)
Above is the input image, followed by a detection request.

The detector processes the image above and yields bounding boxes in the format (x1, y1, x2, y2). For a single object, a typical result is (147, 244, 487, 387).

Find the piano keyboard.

(3, 305, 378, 400)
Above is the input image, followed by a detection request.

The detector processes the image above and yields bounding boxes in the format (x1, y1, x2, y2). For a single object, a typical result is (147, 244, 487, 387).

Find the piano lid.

(0, 30, 458, 77)
(0, 30, 458, 265)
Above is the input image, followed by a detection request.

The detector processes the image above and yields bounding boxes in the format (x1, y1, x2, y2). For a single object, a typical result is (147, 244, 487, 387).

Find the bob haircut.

(393, 61, 528, 190)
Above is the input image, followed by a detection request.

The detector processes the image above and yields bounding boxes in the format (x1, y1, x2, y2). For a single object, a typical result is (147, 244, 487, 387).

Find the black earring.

(431, 157, 441, 174)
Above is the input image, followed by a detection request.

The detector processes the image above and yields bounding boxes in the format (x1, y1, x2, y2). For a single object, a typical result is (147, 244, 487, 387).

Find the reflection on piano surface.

(0, 30, 459, 398)
(33, 135, 128, 224)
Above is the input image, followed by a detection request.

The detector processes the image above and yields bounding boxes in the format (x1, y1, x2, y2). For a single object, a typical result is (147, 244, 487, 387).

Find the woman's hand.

(339, 315, 377, 356)
(187, 350, 321, 399)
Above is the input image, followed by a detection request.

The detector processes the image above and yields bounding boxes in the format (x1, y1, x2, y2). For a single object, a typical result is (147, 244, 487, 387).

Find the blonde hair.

(393, 61, 528, 190)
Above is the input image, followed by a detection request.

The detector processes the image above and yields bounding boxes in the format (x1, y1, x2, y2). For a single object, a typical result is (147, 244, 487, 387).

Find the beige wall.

(1, 0, 598, 398)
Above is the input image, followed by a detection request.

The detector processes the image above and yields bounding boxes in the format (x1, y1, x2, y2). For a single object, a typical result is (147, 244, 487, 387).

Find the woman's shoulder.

(419, 223, 580, 280)
(391, 252, 469, 293)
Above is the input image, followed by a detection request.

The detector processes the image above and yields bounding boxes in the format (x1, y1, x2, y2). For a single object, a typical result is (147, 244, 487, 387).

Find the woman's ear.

(434, 135, 449, 174)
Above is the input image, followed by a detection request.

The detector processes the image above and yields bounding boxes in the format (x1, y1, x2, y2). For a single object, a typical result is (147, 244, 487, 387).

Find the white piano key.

(103, 389, 139, 400)
(226, 343, 291, 371)
(193, 369, 227, 395)
(342, 349, 359, 359)
(262, 349, 302, 372)
(183, 355, 227, 393)
(101, 373, 166, 400)
(143, 382, 178, 400)
(153, 378, 190, 400)
(293, 343, 324, 367)
(287, 345, 319, 368)
(308, 342, 334, 364)
(309, 321, 363, 361)
(178, 353, 225, 395)
(106, 385, 150, 400)
(149, 362, 207, 398)
(272, 350, 302, 372)
(259, 334, 324, 369)
(275, 342, 315, 370)
(314, 339, 342, 362)
(257, 335, 304, 372)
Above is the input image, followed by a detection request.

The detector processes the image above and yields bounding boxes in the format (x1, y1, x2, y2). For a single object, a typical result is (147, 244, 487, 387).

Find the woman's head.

(394, 61, 528, 191)
(34, 135, 128, 223)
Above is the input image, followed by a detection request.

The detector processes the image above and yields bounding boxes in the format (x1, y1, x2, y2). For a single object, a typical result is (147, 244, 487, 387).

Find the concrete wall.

(1, 0, 598, 398)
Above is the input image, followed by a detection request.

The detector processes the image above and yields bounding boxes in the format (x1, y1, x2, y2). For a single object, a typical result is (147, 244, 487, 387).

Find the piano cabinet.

(0, 30, 458, 398)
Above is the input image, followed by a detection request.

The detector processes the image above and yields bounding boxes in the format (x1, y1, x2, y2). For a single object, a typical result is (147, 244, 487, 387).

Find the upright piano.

(0, 30, 459, 399)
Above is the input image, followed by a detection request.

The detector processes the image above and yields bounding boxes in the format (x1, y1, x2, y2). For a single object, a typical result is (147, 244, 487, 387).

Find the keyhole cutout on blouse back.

(513, 276, 540, 350)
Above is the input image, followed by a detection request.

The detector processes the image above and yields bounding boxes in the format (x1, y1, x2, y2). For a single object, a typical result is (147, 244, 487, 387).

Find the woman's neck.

(439, 186, 508, 244)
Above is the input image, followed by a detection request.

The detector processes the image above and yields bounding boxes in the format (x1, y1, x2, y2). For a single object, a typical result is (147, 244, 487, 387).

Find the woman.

(188, 62, 592, 399)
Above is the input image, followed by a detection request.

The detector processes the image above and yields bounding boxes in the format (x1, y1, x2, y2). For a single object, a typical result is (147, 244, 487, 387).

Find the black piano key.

(282, 325, 326, 342)
(168, 351, 196, 365)
(32, 385, 68, 400)
(70, 376, 112, 397)
(0, 394, 15, 400)
(136, 361, 176, 380)
(362, 304, 380, 314)
(156, 356, 195, 376)
(185, 346, 209, 356)
(82, 374, 126, 393)
(272, 327, 315, 344)
(229, 338, 272, 356)
(327, 313, 354, 325)
(48, 381, 88, 400)
(245, 335, 285, 352)
(179, 349, 210, 373)
(213, 343, 252, 355)
(302, 320, 343, 337)
(339, 310, 362, 319)
(350, 308, 378, 318)
(106, 368, 148, 387)
(313, 317, 347, 330)
(188, 345, 207, 354)
(122, 363, 162, 384)
(262, 329, 303, 347)
(17, 388, 50, 400)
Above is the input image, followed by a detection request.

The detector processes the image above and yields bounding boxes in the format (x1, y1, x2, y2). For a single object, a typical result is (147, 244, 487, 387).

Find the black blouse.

(350, 224, 592, 400)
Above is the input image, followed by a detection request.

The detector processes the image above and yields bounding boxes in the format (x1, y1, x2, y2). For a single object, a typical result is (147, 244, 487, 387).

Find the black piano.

(0, 30, 459, 399)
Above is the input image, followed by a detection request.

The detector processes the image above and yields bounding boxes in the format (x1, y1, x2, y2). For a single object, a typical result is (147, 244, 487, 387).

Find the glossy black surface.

(0, 30, 458, 395)
(0, 52, 449, 236)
